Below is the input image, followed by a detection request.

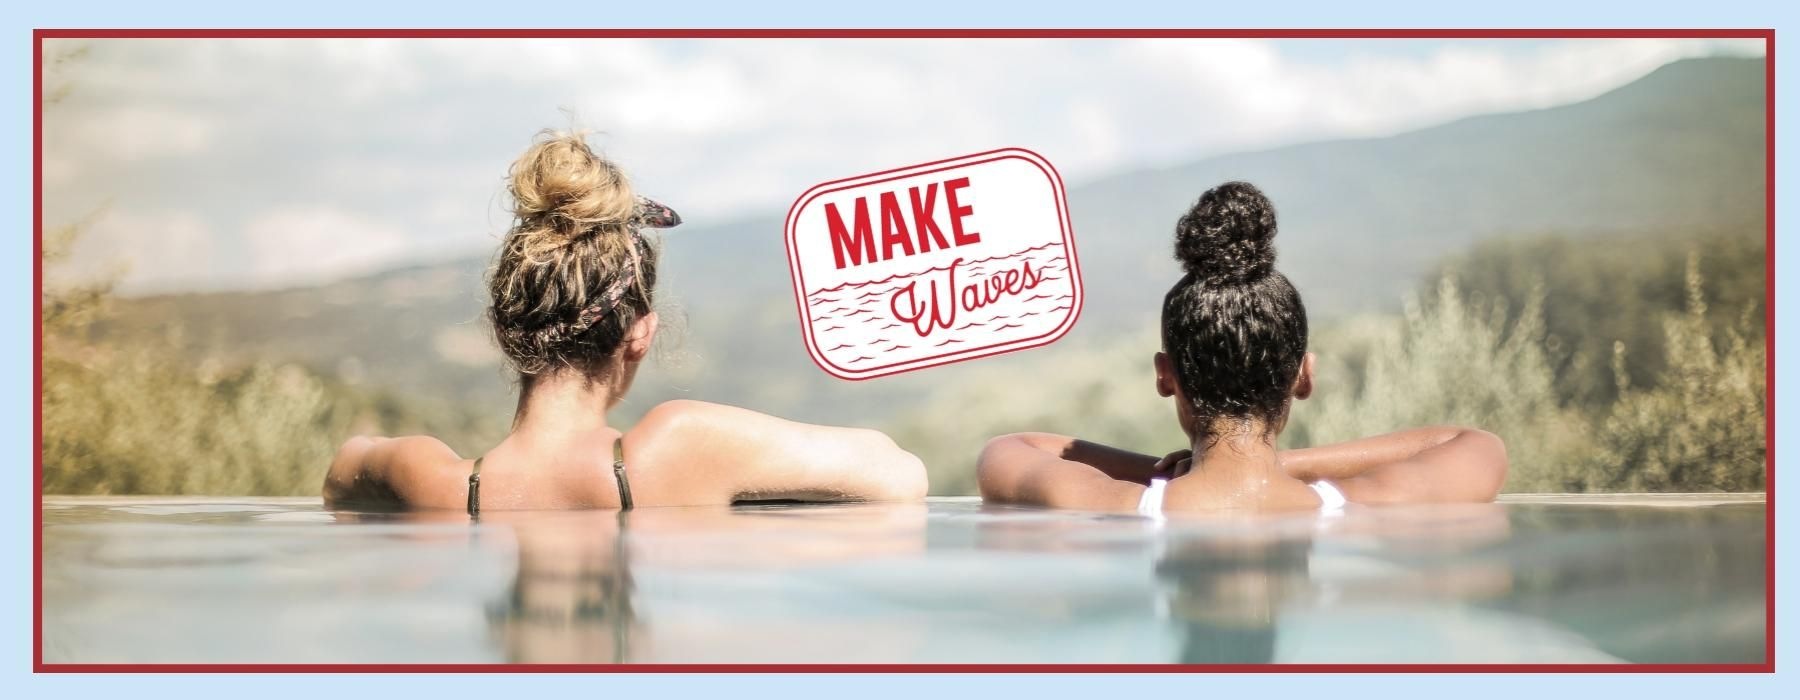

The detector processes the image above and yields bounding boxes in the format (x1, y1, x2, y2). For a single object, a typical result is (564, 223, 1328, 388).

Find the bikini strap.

(613, 460, 634, 510)
(467, 457, 483, 517)
(1309, 479, 1347, 512)
(1137, 478, 1169, 521)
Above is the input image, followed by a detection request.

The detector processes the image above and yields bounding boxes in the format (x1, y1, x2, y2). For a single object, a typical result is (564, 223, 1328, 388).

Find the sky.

(39, 37, 1765, 294)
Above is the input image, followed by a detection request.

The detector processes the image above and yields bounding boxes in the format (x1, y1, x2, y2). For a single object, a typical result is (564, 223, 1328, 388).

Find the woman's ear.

(1292, 352, 1316, 401)
(1154, 351, 1177, 398)
(623, 311, 659, 363)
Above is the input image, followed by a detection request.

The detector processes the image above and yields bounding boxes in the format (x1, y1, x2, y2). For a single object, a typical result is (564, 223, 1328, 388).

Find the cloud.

(38, 37, 1764, 293)
(59, 104, 218, 161)
(76, 210, 216, 287)
(240, 207, 415, 288)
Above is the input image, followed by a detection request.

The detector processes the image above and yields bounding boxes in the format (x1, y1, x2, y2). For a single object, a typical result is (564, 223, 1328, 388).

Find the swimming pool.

(40, 494, 1766, 665)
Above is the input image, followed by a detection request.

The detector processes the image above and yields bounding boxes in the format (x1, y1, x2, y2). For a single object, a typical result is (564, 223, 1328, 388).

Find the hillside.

(92, 57, 1768, 432)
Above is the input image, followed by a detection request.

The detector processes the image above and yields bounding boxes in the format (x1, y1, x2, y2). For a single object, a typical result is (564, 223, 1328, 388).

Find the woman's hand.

(1152, 449, 1193, 479)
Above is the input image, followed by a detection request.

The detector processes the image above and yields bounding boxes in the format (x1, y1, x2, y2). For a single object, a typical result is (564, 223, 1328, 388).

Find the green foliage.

(1434, 227, 1765, 408)
(43, 350, 342, 495)
(1575, 256, 1767, 492)
(1285, 276, 1593, 492)
(40, 227, 503, 496)
(41, 222, 339, 495)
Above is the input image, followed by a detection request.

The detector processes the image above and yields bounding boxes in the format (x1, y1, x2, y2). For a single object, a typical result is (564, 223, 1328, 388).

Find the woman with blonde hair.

(325, 131, 927, 512)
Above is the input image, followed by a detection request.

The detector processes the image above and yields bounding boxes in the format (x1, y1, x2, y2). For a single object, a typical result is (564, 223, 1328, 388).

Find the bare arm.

(975, 433, 1146, 511)
(623, 400, 927, 505)
(1281, 427, 1508, 504)
(988, 433, 1183, 484)
(322, 435, 463, 509)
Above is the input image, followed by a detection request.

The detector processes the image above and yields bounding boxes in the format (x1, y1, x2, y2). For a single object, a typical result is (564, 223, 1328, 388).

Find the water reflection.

(1151, 504, 1518, 663)
(1155, 534, 1309, 663)
(1485, 504, 1766, 664)
(40, 497, 1765, 664)
(474, 505, 929, 663)
(484, 512, 638, 663)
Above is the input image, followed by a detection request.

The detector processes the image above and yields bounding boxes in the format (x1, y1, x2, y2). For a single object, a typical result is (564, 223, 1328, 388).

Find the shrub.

(1285, 276, 1596, 491)
(1575, 255, 1766, 492)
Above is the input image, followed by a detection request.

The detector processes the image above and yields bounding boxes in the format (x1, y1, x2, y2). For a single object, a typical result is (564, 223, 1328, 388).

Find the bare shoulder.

(628, 399, 728, 437)
(372, 435, 461, 464)
(625, 399, 833, 448)
(621, 400, 922, 505)
(619, 401, 726, 468)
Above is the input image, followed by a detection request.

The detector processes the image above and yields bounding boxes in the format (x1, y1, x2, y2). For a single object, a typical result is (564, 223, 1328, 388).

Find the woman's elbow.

(979, 433, 1037, 465)
(976, 436, 1033, 502)
(322, 433, 378, 500)
(890, 453, 930, 500)
(868, 431, 929, 500)
(1464, 429, 1509, 501)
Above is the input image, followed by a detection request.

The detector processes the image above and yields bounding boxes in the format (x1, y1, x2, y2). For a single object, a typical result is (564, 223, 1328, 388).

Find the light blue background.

(3, 0, 1792, 694)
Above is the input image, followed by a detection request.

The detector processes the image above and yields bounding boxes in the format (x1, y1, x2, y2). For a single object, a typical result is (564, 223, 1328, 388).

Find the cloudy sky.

(41, 37, 1763, 294)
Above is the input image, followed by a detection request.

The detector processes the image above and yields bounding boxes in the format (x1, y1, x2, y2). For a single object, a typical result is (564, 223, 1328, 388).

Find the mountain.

(92, 57, 1768, 430)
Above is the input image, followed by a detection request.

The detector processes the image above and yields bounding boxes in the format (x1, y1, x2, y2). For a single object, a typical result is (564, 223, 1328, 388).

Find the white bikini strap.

(1309, 480, 1347, 512)
(1138, 478, 1169, 521)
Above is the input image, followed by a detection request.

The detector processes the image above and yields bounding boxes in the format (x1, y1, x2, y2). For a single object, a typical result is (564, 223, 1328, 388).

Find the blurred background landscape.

(40, 39, 1767, 496)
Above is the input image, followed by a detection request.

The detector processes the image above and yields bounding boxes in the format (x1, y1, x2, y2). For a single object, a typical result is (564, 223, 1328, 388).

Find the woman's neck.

(1188, 423, 1284, 482)
(509, 370, 618, 446)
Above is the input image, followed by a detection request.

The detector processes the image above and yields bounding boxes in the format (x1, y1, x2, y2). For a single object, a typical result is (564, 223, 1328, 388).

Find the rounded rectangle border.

(785, 148, 1082, 380)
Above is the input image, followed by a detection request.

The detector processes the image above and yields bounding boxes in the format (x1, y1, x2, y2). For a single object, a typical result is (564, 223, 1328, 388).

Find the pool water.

(40, 495, 1767, 665)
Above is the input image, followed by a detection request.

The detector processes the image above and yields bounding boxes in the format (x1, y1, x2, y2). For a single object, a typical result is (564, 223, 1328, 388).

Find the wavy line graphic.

(806, 242, 1064, 296)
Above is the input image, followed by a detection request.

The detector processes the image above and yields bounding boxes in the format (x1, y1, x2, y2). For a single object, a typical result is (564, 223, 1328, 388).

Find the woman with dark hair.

(324, 130, 927, 512)
(977, 182, 1507, 514)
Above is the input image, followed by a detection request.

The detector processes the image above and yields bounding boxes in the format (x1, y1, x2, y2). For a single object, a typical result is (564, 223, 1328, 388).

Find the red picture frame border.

(30, 27, 1778, 674)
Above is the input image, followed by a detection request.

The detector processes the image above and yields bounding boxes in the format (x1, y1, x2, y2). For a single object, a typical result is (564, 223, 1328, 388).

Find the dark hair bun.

(1173, 181, 1277, 285)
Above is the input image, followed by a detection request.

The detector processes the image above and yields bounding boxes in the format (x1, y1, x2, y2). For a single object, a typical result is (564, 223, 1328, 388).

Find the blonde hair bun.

(507, 130, 636, 251)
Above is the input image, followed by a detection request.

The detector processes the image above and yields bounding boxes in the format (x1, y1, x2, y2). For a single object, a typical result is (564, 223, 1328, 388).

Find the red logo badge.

(785, 148, 1082, 380)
